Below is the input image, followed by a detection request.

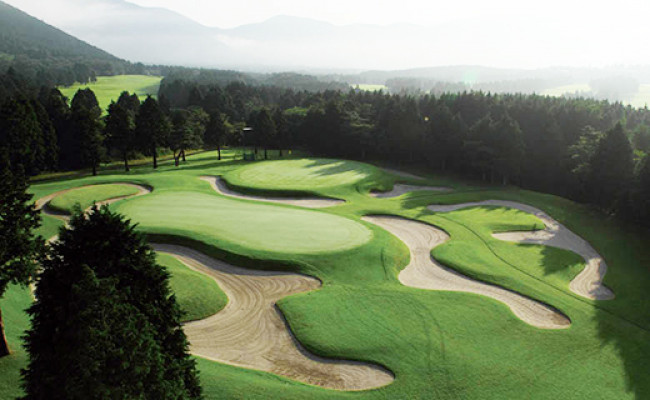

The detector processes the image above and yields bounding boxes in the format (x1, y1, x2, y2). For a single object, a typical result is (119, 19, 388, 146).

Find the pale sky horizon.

(5, 0, 650, 69)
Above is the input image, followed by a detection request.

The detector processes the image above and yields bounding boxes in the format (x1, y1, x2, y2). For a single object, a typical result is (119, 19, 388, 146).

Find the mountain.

(0, 1, 117, 61)
(3, 0, 241, 68)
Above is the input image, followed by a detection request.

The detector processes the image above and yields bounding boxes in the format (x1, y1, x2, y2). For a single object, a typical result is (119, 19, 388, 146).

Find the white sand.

(152, 244, 394, 391)
(363, 215, 571, 329)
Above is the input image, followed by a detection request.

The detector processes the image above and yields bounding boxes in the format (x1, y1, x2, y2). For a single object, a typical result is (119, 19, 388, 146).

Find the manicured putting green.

(114, 192, 372, 254)
(224, 158, 378, 191)
(157, 253, 227, 322)
(48, 184, 141, 214)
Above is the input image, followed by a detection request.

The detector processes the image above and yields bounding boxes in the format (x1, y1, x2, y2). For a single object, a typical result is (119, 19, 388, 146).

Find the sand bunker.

(428, 201, 614, 300)
(152, 244, 394, 391)
(371, 184, 452, 199)
(363, 215, 570, 329)
(200, 176, 344, 208)
(35, 183, 152, 222)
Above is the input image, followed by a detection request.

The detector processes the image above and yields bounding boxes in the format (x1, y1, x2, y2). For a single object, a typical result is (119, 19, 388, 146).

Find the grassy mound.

(157, 253, 228, 322)
(224, 158, 380, 191)
(48, 184, 141, 214)
(113, 191, 372, 255)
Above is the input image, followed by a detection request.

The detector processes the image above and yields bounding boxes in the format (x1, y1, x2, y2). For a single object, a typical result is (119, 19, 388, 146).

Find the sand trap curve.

(428, 201, 614, 300)
(363, 215, 570, 329)
(35, 183, 152, 222)
(200, 176, 344, 208)
(371, 184, 452, 199)
(151, 244, 394, 391)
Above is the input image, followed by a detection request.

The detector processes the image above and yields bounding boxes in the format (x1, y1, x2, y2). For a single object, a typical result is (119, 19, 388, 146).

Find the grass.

(59, 75, 162, 113)
(1, 150, 648, 399)
(48, 183, 141, 214)
(157, 253, 228, 322)
(113, 192, 372, 255)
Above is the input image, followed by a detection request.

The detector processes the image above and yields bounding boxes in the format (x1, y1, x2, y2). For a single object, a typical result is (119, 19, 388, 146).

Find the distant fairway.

(48, 183, 141, 214)
(224, 158, 379, 191)
(113, 191, 372, 254)
(59, 75, 162, 113)
(351, 83, 388, 92)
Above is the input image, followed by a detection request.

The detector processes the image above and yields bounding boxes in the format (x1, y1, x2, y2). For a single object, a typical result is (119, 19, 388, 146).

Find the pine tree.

(135, 96, 171, 169)
(0, 97, 44, 175)
(22, 206, 202, 398)
(70, 89, 104, 176)
(0, 158, 42, 357)
(205, 112, 228, 160)
(104, 101, 134, 171)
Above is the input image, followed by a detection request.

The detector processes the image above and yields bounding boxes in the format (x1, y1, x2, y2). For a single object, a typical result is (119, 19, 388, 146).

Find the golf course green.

(48, 183, 142, 214)
(1, 150, 649, 399)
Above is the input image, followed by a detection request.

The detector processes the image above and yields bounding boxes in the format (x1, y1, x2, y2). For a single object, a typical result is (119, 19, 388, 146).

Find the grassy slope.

(157, 253, 228, 322)
(1, 150, 648, 399)
(59, 75, 162, 113)
(48, 184, 140, 214)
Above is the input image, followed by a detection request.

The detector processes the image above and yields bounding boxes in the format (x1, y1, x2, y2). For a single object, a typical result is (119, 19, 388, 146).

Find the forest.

(2, 68, 650, 227)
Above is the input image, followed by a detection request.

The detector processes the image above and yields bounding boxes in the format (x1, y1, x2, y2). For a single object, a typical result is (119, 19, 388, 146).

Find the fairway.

(59, 75, 162, 112)
(1, 151, 647, 399)
(224, 158, 380, 191)
(48, 183, 141, 214)
(113, 191, 372, 254)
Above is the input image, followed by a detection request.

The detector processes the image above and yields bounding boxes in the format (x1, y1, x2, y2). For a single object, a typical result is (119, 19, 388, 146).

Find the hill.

(0, 0, 136, 87)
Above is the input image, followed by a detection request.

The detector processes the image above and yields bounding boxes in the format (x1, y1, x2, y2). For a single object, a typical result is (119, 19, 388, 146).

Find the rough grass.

(157, 253, 228, 322)
(2, 150, 647, 399)
(48, 184, 140, 214)
(59, 75, 162, 113)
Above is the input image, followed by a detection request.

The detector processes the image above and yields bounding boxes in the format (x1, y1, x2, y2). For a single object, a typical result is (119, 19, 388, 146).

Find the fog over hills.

(6, 0, 650, 73)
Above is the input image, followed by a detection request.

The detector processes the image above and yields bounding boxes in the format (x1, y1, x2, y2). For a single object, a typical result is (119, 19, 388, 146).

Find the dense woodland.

(2, 68, 650, 227)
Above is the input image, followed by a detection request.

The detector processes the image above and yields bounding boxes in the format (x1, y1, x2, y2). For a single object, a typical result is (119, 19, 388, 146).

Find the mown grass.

(48, 183, 140, 214)
(1, 150, 648, 399)
(59, 75, 162, 113)
(157, 253, 228, 322)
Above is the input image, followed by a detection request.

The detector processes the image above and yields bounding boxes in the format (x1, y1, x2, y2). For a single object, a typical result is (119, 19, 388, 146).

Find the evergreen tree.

(204, 111, 229, 160)
(104, 101, 135, 171)
(22, 206, 201, 398)
(252, 108, 276, 160)
(135, 96, 171, 169)
(587, 123, 634, 211)
(0, 158, 42, 357)
(70, 89, 103, 176)
(0, 97, 44, 175)
(273, 108, 288, 157)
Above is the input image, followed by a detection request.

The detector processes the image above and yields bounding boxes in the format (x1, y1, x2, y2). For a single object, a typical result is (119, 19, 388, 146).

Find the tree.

(0, 158, 42, 357)
(135, 96, 171, 169)
(70, 89, 104, 176)
(204, 111, 229, 160)
(252, 108, 276, 160)
(587, 122, 634, 211)
(0, 97, 44, 175)
(169, 107, 207, 166)
(104, 101, 135, 171)
(22, 206, 201, 398)
(38, 88, 71, 170)
(273, 108, 288, 157)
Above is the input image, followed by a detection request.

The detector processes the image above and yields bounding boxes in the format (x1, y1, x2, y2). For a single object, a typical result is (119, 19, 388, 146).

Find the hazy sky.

(126, 0, 648, 29)
(5, 0, 650, 69)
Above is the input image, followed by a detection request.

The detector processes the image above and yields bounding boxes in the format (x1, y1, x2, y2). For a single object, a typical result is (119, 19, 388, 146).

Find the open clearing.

(59, 75, 162, 112)
(2, 151, 649, 399)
